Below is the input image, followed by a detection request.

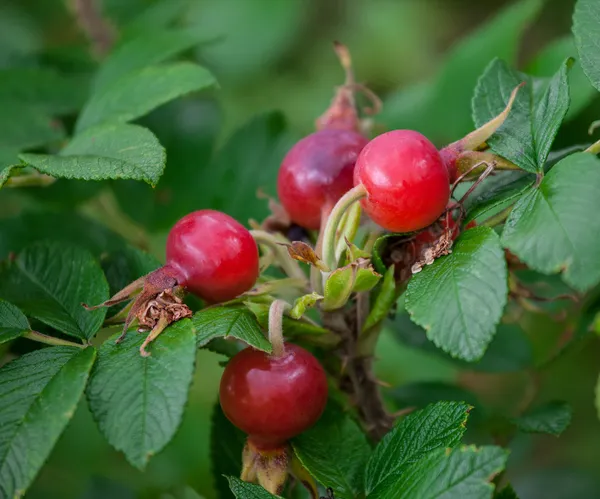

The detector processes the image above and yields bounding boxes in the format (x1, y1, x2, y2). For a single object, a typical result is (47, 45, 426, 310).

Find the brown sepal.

(283, 241, 329, 271)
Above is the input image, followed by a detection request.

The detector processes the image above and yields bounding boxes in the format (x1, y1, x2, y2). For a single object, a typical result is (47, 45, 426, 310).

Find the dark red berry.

(219, 343, 328, 449)
(166, 209, 259, 303)
(354, 130, 450, 233)
(277, 129, 368, 230)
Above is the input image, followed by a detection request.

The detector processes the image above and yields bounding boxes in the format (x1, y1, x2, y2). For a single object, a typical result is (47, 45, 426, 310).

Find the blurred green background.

(1, 0, 600, 498)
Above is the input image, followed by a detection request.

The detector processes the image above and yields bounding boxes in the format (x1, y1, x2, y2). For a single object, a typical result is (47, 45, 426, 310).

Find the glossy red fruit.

(354, 130, 450, 233)
(277, 129, 368, 230)
(219, 343, 328, 449)
(166, 210, 259, 303)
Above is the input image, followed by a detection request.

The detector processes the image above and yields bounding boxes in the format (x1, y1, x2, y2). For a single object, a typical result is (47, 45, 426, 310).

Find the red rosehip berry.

(166, 210, 259, 303)
(219, 343, 328, 449)
(277, 129, 368, 230)
(354, 130, 450, 233)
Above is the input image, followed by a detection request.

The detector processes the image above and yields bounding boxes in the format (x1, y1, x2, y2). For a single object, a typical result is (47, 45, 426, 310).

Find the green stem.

(585, 139, 600, 155)
(250, 230, 308, 284)
(481, 205, 514, 228)
(24, 330, 85, 348)
(322, 184, 367, 271)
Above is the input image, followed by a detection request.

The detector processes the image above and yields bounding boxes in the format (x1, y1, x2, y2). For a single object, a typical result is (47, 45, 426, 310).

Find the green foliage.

(0, 299, 29, 344)
(0, 346, 96, 498)
(573, 0, 600, 91)
(76, 62, 216, 132)
(502, 153, 600, 291)
(21, 123, 166, 186)
(292, 404, 371, 499)
(365, 402, 470, 496)
(405, 227, 507, 361)
(472, 58, 571, 173)
(0, 241, 109, 341)
(86, 320, 196, 469)
(512, 401, 572, 436)
(227, 477, 281, 499)
(193, 305, 272, 352)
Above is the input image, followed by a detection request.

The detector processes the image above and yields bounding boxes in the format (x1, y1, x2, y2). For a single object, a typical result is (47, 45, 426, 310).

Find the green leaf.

(226, 477, 281, 499)
(0, 241, 109, 341)
(573, 0, 600, 91)
(363, 266, 396, 332)
(0, 101, 65, 150)
(290, 292, 323, 319)
(405, 227, 508, 361)
(95, 29, 216, 92)
(502, 153, 600, 291)
(0, 299, 29, 344)
(20, 123, 166, 186)
(381, 0, 543, 143)
(86, 319, 196, 469)
(472, 58, 571, 173)
(0, 212, 127, 260)
(211, 402, 246, 499)
(388, 382, 481, 414)
(0, 346, 96, 498)
(197, 112, 296, 222)
(76, 62, 216, 132)
(372, 446, 507, 499)
(292, 404, 371, 499)
(365, 401, 471, 496)
(0, 67, 88, 114)
(527, 35, 597, 120)
(101, 246, 161, 299)
(193, 306, 272, 353)
(496, 484, 519, 499)
(511, 401, 572, 436)
(464, 172, 535, 224)
(596, 372, 600, 422)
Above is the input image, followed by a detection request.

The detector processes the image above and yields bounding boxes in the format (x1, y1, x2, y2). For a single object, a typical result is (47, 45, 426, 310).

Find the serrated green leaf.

(292, 403, 371, 499)
(0, 212, 127, 260)
(193, 306, 271, 352)
(371, 446, 507, 499)
(527, 35, 597, 120)
(0, 101, 65, 150)
(0, 241, 108, 341)
(211, 403, 246, 499)
(0, 346, 96, 498)
(198, 112, 296, 222)
(502, 153, 600, 291)
(363, 266, 396, 332)
(20, 123, 166, 186)
(0, 299, 29, 344)
(76, 62, 216, 132)
(464, 172, 535, 223)
(226, 477, 281, 499)
(573, 0, 600, 91)
(366, 401, 471, 496)
(512, 400, 572, 436)
(0, 67, 88, 114)
(472, 58, 571, 173)
(86, 319, 196, 469)
(95, 29, 216, 92)
(405, 227, 507, 361)
(290, 292, 323, 319)
(381, 0, 543, 142)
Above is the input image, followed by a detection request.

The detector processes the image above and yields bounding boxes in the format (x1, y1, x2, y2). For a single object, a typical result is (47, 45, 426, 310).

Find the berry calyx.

(166, 209, 259, 303)
(219, 343, 328, 449)
(354, 130, 450, 233)
(277, 129, 368, 229)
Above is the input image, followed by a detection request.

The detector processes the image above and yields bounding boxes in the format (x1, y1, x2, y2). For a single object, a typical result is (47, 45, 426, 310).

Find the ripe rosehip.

(277, 129, 368, 230)
(219, 343, 328, 449)
(354, 130, 450, 233)
(166, 210, 259, 303)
